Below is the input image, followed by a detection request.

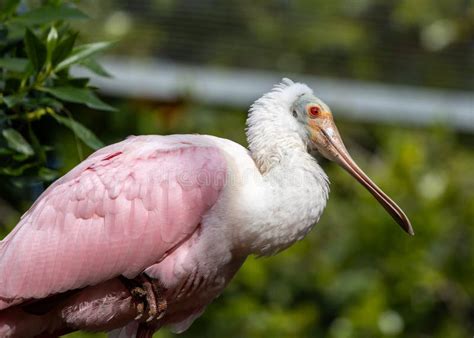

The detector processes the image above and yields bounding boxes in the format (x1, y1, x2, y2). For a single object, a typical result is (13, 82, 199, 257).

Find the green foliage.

(0, 0, 114, 183)
(2, 128, 33, 156)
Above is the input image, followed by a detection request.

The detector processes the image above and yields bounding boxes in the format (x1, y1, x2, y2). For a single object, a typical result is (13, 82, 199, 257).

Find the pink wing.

(0, 135, 227, 310)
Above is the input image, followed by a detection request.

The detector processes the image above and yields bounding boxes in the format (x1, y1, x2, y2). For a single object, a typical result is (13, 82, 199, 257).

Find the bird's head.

(249, 78, 414, 235)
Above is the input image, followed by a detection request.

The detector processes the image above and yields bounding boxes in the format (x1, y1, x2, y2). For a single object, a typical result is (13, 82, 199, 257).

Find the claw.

(120, 274, 167, 323)
(156, 311, 166, 320)
(145, 297, 157, 323)
(135, 302, 145, 320)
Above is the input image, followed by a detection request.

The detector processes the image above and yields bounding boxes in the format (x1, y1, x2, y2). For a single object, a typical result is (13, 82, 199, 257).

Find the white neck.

(241, 82, 330, 256)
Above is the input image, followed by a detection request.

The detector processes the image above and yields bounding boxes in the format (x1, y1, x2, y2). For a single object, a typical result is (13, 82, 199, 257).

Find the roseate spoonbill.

(0, 79, 413, 337)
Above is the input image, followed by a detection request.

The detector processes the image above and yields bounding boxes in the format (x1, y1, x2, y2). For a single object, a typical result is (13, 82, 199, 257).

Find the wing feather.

(0, 136, 227, 309)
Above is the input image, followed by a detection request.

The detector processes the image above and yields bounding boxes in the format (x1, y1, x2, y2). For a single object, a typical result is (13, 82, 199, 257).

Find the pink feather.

(0, 135, 227, 310)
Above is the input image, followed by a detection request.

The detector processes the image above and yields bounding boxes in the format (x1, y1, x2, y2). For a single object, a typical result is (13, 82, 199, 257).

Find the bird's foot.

(120, 274, 167, 323)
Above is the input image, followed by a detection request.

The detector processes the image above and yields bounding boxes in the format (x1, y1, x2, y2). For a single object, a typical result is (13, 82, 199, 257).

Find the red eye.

(309, 106, 320, 118)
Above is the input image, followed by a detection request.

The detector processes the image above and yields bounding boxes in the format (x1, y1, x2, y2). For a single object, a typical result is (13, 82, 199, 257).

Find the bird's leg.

(136, 275, 158, 321)
(119, 274, 167, 322)
(119, 275, 146, 319)
(150, 278, 168, 316)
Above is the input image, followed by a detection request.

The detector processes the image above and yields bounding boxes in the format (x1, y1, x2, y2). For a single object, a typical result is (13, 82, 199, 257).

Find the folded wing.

(0, 136, 227, 310)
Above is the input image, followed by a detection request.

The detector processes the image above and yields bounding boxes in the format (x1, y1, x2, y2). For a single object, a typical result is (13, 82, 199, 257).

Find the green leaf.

(0, 162, 37, 176)
(12, 152, 31, 161)
(2, 94, 24, 108)
(12, 5, 88, 25)
(50, 113, 104, 150)
(42, 86, 116, 111)
(24, 28, 46, 72)
(0, 147, 14, 156)
(2, 128, 34, 156)
(51, 32, 77, 66)
(38, 167, 58, 181)
(79, 58, 112, 77)
(0, 58, 28, 72)
(55, 41, 113, 71)
(36, 96, 63, 110)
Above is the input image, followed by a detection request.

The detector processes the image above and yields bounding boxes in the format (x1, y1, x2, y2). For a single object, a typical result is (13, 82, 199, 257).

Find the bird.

(0, 78, 413, 337)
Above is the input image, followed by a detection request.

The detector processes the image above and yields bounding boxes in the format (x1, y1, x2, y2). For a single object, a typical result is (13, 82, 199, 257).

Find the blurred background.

(1, 1, 474, 337)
